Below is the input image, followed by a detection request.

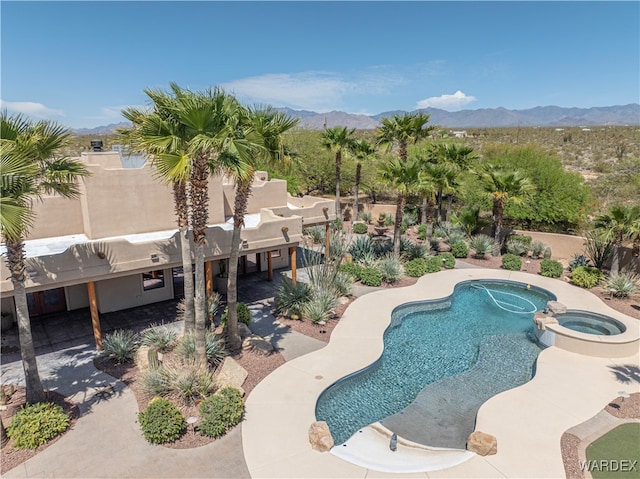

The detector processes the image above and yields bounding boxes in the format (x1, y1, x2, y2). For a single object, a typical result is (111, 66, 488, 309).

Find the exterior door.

(26, 288, 67, 316)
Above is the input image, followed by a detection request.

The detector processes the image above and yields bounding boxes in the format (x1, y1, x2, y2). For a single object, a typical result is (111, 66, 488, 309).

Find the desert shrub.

(199, 387, 244, 438)
(505, 239, 528, 256)
(140, 325, 178, 352)
(164, 362, 215, 403)
(429, 238, 441, 252)
(221, 302, 252, 327)
(359, 267, 383, 286)
(372, 239, 393, 258)
(138, 397, 186, 444)
(401, 240, 428, 261)
(434, 224, 466, 245)
(333, 217, 343, 231)
(174, 332, 226, 366)
(302, 290, 338, 323)
(507, 234, 532, 247)
(275, 277, 312, 317)
(425, 256, 443, 273)
(604, 273, 639, 298)
(378, 255, 403, 284)
(531, 241, 546, 258)
(540, 259, 564, 278)
(305, 225, 325, 244)
(332, 270, 354, 297)
(469, 234, 493, 257)
(382, 213, 394, 227)
(352, 222, 369, 234)
(7, 402, 70, 449)
(440, 252, 456, 269)
(102, 329, 138, 363)
(338, 262, 363, 281)
(349, 235, 375, 262)
(501, 254, 522, 271)
(404, 258, 428, 277)
(568, 253, 590, 271)
(450, 241, 469, 258)
(571, 266, 604, 288)
(417, 224, 427, 240)
(584, 231, 614, 270)
(359, 211, 373, 224)
(140, 367, 171, 397)
(543, 246, 552, 259)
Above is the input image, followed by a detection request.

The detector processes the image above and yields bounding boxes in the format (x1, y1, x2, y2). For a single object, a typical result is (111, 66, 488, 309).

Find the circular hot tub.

(554, 311, 626, 336)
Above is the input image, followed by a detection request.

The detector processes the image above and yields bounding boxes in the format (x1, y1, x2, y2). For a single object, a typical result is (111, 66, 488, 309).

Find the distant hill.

(72, 104, 639, 134)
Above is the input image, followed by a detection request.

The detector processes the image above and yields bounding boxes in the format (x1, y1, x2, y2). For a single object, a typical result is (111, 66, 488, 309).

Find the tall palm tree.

(1, 112, 89, 404)
(432, 143, 478, 222)
(350, 139, 376, 221)
(376, 112, 433, 163)
(415, 161, 440, 242)
(120, 107, 196, 334)
(595, 204, 640, 274)
(480, 165, 535, 246)
(122, 83, 248, 364)
(321, 126, 356, 218)
(378, 157, 421, 255)
(225, 106, 298, 350)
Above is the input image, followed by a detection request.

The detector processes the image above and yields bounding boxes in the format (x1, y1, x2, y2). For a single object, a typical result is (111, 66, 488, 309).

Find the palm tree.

(432, 143, 478, 222)
(120, 107, 197, 334)
(595, 204, 640, 274)
(321, 126, 356, 218)
(350, 139, 376, 221)
(122, 83, 248, 364)
(1, 112, 89, 404)
(378, 157, 421, 255)
(415, 161, 439, 242)
(376, 112, 433, 163)
(480, 165, 535, 246)
(225, 106, 298, 350)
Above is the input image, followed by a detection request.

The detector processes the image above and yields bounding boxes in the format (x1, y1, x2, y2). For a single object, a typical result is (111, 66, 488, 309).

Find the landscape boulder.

(242, 334, 275, 355)
(533, 312, 559, 331)
(213, 357, 248, 395)
(309, 421, 334, 452)
(546, 301, 567, 315)
(467, 430, 497, 456)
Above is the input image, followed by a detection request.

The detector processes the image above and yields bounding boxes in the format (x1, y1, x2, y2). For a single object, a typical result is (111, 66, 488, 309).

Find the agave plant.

(302, 290, 338, 324)
(469, 234, 494, 258)
(175, 331, 226, 366)
(378, 255, 403, 284)
(275, 277, 312, 317)
(140, 324, 178, 352)
(304, 225, 326, 244)
(349, 235, 375, 262)
(102, 329, 139, 363)
(604, 273, 639, 298)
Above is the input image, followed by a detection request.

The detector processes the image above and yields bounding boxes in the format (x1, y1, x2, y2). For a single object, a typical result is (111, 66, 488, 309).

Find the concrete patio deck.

(242, 268, 640, 478)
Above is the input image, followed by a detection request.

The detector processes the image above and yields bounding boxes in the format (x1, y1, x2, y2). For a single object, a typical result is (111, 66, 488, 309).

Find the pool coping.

(242, 268, 640, 478)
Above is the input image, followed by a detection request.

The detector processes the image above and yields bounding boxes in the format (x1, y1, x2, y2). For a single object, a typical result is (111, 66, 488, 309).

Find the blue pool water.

(556, 311, 626, 335)
(315, 280, 554, 445)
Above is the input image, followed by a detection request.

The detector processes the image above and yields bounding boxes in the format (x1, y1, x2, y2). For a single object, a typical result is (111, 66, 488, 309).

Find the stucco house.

(0, 149, 335, 345)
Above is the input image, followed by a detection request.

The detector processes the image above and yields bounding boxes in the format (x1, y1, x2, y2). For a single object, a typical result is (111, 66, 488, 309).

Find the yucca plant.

(275, 277, 312, 317)
(359, 211, 373, 224)
(102, 329, 139, 363)
(174, 331, 226, 366)
(402, 241, 428, 261)
(305, 225, 326, 244)
(139, 367, 171, 397)
(140, 324, 178, 352)
(349, 235, 375, 262)
(378, 255, 404, 284)
(162, 361, 215, 404)
(469, 234, 494, 258)
(302, 290, 338, 323)
(604, 273, 639, 298)
(584, 230, 614, 270)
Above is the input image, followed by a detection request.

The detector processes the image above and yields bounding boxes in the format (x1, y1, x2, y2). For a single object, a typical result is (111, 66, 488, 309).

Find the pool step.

(380, 333, 541, 449)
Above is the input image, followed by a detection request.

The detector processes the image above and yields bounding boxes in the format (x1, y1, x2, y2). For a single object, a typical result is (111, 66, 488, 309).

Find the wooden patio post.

(86, 281, 102, 350)
(289, 246, 297, 284)
(267, 251, 273, 281)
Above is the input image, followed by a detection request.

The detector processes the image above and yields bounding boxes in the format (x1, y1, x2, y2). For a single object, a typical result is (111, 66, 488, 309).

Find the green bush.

(7, 402, 70, 449)
(352, 222, 369, 234)
(417, 224, 427, 240)
(440, 252, 456, 269)
(138, 397, 186, 444)
(338, 262, 363, 281)
(102, 329, 138, 363)
(501, 254, 522, 271)
(540, 259, 564, 278)
(359, 267, 383, 287)
(199, 387, 244, 438)
(425, 256, 442, 273)
(275, 277, 312, 317)
(221, 302, 252, 326)
(450, 241, 469, 258)
(571, 266, 604, 288)
(404, 258, 428, 277)
(507, 234, 532, 247)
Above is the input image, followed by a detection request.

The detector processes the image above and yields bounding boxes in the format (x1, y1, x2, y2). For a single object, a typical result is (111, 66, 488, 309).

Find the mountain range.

(72, 103, 640, 135)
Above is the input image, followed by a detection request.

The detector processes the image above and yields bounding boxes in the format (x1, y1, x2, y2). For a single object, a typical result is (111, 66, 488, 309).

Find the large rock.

(467, 431, 497, 456)
(533, 312, 559, 331)
(547, 301, 567, 315)
(238, 323, 252, 338)
(213, 357, 248, 395)
(309, 421, 334, 452)
(242, 335, 275, 356)
(135, 346, 151, 371)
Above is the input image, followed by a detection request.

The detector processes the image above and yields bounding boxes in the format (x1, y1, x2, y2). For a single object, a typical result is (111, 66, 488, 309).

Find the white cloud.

(0, 99, 64, 119)
(222, 71, 402, 112)
(85, 105, 148, 121)
(416, 90, 477, 111)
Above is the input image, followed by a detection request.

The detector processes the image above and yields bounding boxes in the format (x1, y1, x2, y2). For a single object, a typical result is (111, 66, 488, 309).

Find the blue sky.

(2, 1, 638, 129)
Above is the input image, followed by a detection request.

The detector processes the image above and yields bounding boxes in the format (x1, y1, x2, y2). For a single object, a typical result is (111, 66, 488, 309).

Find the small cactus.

(543, 246, 552, 259)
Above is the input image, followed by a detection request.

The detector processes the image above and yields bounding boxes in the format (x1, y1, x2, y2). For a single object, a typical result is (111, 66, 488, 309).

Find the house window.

(270, 249, 281, 258)
(143, 270, 165, 291)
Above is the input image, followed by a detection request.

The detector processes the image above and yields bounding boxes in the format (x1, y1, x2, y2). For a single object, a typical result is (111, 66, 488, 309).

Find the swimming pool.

(315, 280, 554, 446)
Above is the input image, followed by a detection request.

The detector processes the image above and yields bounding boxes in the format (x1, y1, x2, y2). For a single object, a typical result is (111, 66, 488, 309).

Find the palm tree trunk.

(190, 155, 209, 365)
(335, 150, 342, 220)
(393, 194, 405, 255)
(353, 162, 361, 221)
(173, 181, 194, 333)
(1, 418, 8, 448)
(227, 179, 252, 351)
(6, 239, 45, 404)
(399, 141, 408, 162)
(493, 199, 504, 249)
(421, 197, 428, 224)
(446, 195, 453, 223)
(612, 243, 621, 275)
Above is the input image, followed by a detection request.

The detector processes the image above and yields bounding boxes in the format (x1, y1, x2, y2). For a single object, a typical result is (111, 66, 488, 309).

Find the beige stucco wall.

(65, 283, 89, 310)
(95, 268, 173, 313)
(30, 196, 84, 239)
(514, 230, 585, 260)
